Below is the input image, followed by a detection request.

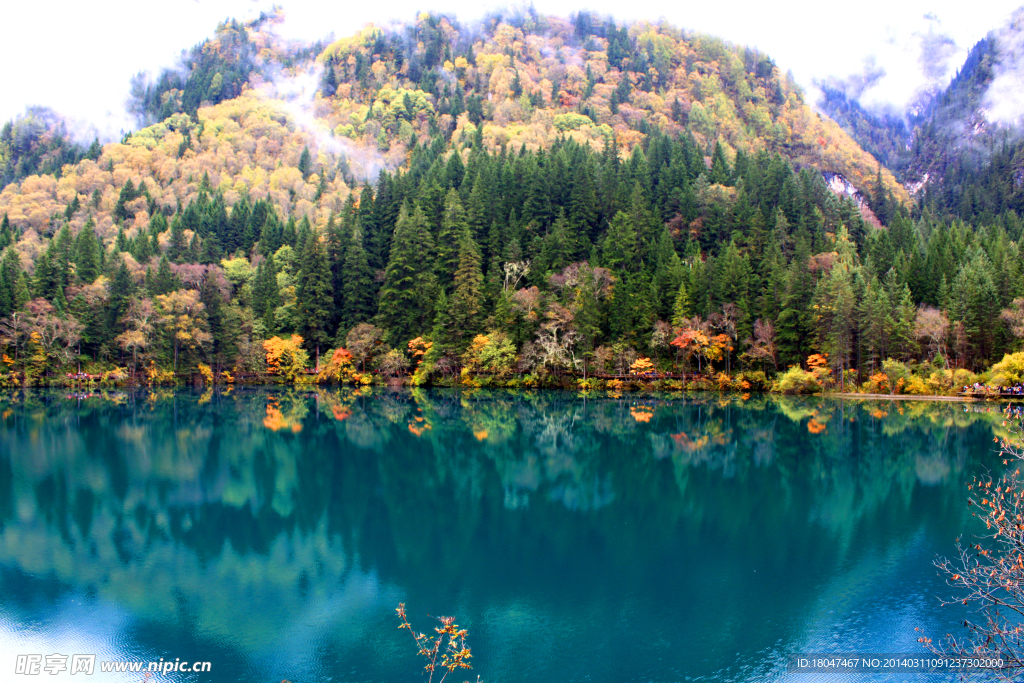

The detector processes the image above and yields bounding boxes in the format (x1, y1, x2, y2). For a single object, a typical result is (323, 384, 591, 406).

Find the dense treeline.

(0, 107, 100, 187)
(0, 123, 1021, 389)
(128, 12, 305, 126)
(0, 11, 1021, 390)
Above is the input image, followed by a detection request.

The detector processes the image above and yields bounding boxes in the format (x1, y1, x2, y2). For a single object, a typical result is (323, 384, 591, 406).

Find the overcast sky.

(4, 0, 1021, 139)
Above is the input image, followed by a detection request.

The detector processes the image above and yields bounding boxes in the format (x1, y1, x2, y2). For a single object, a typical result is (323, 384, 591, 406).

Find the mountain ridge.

(0, 11, 1020, 391)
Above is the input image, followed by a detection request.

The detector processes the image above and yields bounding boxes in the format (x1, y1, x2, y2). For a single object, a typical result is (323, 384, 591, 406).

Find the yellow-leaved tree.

(263, 334, 309, 382)
(154, 290, 211, 374)
(317, 347, 355, 383)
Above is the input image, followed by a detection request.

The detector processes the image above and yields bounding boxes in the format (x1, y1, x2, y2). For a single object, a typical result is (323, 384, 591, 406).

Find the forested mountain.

(0, 10, 1020, 389)
(0, 107, 100, 187)
(819, 9, 1024, 230)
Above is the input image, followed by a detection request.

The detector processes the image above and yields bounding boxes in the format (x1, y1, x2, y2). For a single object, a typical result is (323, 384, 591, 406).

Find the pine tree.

(540, 210, 582, 274)
(33, 249, 59, 300)
(341, 225, 375, 334)
(377, 203, 438, 345)
(150, 256, 178, 296)
(296, 233, 334, 357)
(568, 160, 598, 240)
(74, 221, 102, 284)
(168, 216, 187, 262)
(115, 226, 129, 253)
(225, 197, 250, 255)
(437, 189, 468, 289)
(252, 255, 281, 331)
(811, 228, 858, 386)
(200, 272, 235, 372)
(69, 292, 104, 359)
(0, 247, 23, 316)
(106, 256, 136, 334)
(858, 275, 890, 375)
(776, 240, 815, 366)
(53, 285, 68, 316)
(298, 146, 313, 179)
(671, 279, 690, 328)
(602, 211, 637, 271)
(448, 229, 484, 348)
(52, 225, 74, 288)
(671, 97, 684, 123)
(709, 140, 732, 185)
(572, 264, 604, 366)
(12, 272, 30, 312)
(0, 215, 12, 251)
(113, 179, 136, 222)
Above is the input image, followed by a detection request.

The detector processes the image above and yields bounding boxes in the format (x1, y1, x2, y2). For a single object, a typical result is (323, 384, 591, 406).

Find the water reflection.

(0, 389, 1012, 681)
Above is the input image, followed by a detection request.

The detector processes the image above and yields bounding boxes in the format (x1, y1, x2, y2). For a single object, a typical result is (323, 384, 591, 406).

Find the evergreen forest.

(0, 10, 1021, 393)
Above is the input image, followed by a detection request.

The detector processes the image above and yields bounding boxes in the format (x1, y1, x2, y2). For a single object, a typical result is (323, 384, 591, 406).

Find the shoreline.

(831, 392, 984, 402)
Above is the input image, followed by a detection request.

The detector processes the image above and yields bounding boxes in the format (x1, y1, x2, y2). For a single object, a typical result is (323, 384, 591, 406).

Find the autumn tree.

(535, 302, 581, 373)
(346, 322, 384, 372)
(116, 297, 155, 377)
(16, 299, 83, 372)
(742, 319, 778, 372)
(318, 347, 355, 383)
(1002, 298, 1024, 343)
(263, 334, 310, 382)
(915, 305, 950, 365)
(155, 289, 212, 373)
(549, 262, 613, 375)
(926, 413, 1024, 672)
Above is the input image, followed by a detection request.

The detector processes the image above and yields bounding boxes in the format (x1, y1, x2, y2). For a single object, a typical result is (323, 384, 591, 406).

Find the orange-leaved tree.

(263, 334, 309, 382)
(923, 411, 1024, 674)
(317, 347, 355, 383)
(806, 353, 832, 388)
(396, 603, 472, 683)
(630, 357, 655, 376)
(670, 317, 729, 375)
(408, 337, 433, 368)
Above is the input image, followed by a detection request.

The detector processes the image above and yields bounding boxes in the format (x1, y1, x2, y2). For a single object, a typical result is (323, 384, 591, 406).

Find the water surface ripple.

(0, 388, 1010, 682)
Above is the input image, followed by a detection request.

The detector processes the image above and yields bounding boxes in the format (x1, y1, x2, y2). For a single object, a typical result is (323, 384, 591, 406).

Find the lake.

(0, 388, 1012, 682)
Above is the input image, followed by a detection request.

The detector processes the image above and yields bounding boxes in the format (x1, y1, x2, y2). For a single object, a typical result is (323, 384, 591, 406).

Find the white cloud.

(4, 0, 1022, 137)
(983, 7, 1024, 125)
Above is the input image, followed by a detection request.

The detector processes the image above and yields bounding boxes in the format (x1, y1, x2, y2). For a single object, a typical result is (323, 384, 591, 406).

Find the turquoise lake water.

(0, 388, 1013, 681)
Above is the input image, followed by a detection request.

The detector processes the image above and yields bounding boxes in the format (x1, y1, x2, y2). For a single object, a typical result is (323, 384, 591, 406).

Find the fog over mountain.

(5, 1, 1020, 140)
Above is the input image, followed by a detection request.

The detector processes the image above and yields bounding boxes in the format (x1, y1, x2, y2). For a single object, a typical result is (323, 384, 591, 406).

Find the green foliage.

(0, 107, 89, 186)
(463, 332, 517, 376)
(552, 112, 594, 132)
(1, 11, 1022, 391)
(296, 234, 333, 353)
(880, 358, 911, 394)
(774, 367, 821, 394)
(378, 204, 438, 345)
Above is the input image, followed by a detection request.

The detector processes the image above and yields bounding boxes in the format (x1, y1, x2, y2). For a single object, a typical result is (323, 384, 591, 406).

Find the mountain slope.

(4, 13, 1020, 388)
(817, 10, 1024, 223)
(0, 12, 910, 245)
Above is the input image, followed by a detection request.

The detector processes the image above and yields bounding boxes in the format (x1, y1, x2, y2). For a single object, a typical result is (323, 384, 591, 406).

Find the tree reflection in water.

(0, 388, 1008, 681)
